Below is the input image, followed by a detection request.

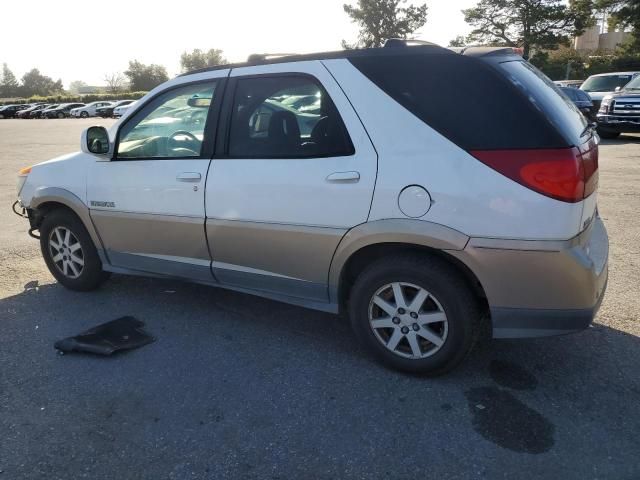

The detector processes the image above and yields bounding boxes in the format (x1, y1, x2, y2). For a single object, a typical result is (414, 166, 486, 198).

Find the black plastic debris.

(54, 316, 155, 355)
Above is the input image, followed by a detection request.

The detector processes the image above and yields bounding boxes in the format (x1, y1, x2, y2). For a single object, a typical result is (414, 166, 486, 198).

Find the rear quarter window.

(498, 60, 587, 147)
(349, 53, 567, 150)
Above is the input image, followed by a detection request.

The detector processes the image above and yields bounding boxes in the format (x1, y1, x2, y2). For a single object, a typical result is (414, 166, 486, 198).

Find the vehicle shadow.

(2, 275, 639, 477)
(599, 133, 640, 145)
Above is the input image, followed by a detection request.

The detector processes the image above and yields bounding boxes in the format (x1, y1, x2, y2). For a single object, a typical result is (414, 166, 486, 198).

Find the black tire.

(597, 127, 620, 139)
(39, 209, 110, 291)
(348, 254, 479, 375)
(80, 111, 88, 118)
(57, 112, 65, 119)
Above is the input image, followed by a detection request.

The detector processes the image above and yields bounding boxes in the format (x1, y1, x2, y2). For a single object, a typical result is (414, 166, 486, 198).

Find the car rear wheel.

(57, 112, 65, 119)
(40, 209, 110, 291)
(348, 254, 479, 375)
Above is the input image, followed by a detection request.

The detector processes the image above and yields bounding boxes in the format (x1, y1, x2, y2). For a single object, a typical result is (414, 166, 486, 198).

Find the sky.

(0, 0, 477, 88)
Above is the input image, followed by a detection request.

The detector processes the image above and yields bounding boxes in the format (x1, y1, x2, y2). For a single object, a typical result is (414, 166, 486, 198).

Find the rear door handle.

(176, 172, 201, 182)
(326, 171, 360, 183)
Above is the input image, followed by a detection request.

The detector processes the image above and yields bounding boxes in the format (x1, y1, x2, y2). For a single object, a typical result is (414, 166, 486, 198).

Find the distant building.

(575, 24, 632, 52)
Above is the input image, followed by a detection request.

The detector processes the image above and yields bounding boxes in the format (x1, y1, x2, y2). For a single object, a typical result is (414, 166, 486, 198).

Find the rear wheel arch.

(337, 242, 488, 316)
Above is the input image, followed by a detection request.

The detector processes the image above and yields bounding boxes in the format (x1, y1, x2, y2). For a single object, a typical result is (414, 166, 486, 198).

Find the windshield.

(623, 76, 640, 90)
(581, 74, 633, 92)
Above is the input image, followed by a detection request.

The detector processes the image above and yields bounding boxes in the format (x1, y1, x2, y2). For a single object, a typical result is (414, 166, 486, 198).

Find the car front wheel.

(80, 111, 88, 118)
(349, 254, 479, 375)
(40, 209, 110, 291)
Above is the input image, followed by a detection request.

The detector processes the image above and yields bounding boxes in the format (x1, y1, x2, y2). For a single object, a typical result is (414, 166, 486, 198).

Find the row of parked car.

(554, 71, 640, 138)
(0, 99, 137, 119)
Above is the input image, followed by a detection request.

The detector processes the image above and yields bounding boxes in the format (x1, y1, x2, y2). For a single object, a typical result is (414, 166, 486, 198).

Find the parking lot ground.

(1, 119, 639, 479)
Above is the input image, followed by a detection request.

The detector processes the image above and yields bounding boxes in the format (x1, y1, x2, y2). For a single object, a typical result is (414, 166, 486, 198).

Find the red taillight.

(470, 142, 598, 203)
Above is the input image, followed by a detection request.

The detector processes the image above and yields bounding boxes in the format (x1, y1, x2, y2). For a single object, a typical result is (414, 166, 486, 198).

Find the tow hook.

(12, 201, 41, 239)
(12, 200, 28, 219)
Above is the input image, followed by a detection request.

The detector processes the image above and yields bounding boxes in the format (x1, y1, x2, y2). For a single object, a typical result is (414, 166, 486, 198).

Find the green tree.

(448, 35, 467, 47)
(20, 69, 64, 97)
(342, 0, 428, 48)
(124, 61, 169, 92)
(596, 0, 640, 51)
(0, 63, 20, 98)
(180, 48, 227, 73)
(462, 0, 594, 59)
(68, 80, 88, 94)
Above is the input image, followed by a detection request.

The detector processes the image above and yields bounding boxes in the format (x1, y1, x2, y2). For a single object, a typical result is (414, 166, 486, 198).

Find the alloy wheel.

(368, 282, 448, 359)
(48, 226, 84, 279)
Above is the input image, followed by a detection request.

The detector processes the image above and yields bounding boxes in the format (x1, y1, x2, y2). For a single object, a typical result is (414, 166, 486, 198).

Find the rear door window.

(227, 75, 354, 158)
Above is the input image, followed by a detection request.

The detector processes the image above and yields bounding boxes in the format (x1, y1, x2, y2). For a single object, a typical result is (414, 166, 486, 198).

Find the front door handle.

(326, 171, 360, 183)
(176, 172, 201, 182)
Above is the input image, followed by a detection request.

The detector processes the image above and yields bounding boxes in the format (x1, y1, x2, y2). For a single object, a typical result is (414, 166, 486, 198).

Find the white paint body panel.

(324, 59, 584, 240)
(87, 159, 210, 217)
(206, 61, 377, 229)
(19, 152, 89, 208)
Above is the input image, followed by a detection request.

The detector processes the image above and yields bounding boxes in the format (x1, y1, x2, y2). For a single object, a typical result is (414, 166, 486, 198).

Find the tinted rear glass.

(350, 53, 567, 150)
(498, 60, 587, 147)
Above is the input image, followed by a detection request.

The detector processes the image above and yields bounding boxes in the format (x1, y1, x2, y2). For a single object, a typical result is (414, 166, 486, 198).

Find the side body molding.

(328, 219, 470, 303)
(29, 187, 106, 260)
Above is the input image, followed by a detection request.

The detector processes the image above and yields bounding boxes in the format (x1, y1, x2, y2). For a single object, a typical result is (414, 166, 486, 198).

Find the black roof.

(178, 43, 453, 77)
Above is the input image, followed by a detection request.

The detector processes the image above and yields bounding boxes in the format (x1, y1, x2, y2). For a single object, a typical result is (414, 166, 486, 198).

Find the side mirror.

(81, 126, 110, 156)
(614, 86, 622, 92)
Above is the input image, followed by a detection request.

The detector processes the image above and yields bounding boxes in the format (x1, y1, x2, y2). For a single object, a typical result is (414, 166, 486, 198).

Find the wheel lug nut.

(401, 326, 409, 334)
(412, 323, 420, 331)
(410, 312, 418, 319)
(392, 317, 400, 324)
(398, 308, 406, 315)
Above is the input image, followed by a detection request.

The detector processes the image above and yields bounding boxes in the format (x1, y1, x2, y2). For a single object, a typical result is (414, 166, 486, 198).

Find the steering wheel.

(167, 130, 200, 155)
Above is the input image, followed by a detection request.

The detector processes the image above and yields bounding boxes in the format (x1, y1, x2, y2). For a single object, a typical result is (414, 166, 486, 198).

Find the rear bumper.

(450, 215, 609, 338)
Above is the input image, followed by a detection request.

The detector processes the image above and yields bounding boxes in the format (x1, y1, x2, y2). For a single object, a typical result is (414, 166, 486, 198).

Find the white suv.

(15, 43, 608, 374)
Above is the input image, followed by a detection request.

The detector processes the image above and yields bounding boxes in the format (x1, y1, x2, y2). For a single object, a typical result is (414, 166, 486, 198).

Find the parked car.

(70, 101, 115, 118)
(32, 104, 59, 119)
(580, 71, 640, 110)
(96, 99, 136, 118)
(15, 42, 607, 375)
(0, 104, 29, 118)
(559, 86, 596, 121)
(43, 103, 85, 119)
(554, 80, 583, 88)
(17, 104, 49, 119)
(596, 74, 640, 139)
(113, 101, 136, 118)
